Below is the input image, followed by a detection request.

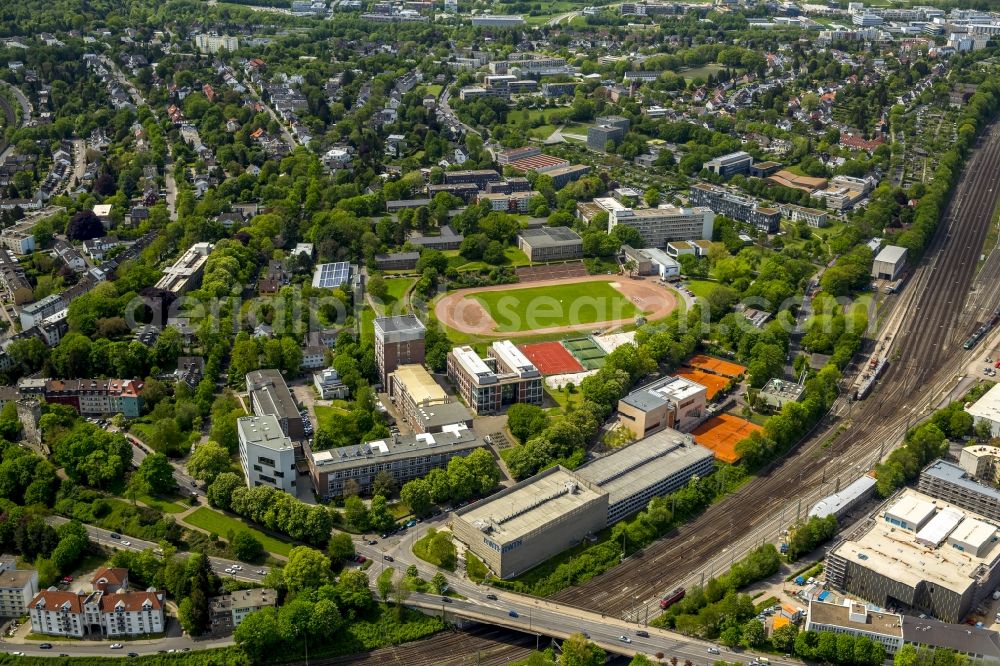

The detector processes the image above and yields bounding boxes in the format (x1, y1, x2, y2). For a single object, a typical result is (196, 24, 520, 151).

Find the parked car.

(128, 652, 139, 657)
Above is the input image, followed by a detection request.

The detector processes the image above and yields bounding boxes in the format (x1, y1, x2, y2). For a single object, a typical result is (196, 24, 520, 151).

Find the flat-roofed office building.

(617, 375, 707, 437)
(447, 341, 542, 414)
(308, 424, 484, 500)
(575, 429, 714, 524)
(374, 315, 426, 386)
(453, 466, 609, 578)
(389, 364, 473, 434)
(826, 489, 1000, 623)
(246, 369, 304, 441)
(238, 415, 296, 494)
(608, 206, 715, 248)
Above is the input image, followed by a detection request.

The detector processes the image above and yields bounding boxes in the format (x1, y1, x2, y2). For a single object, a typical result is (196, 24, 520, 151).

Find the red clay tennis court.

(518, 341, 584, 375)
(692, 413, 762, 464)
(688, 354, 747, 379)
(674, 367, 729, 401)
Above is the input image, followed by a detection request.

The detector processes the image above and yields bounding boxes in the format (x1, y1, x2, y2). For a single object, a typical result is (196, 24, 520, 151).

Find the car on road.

(508, 610, 519, 618)
(256, 570, 267, 575)
(110, 533, 121, 539)
(708, 647, 721, 655)
(380, 533, 389, 539)
(121, 540, 131, 546)
(636, 630, 649, 637)
(486, 594, 498, 600)
(225, 568, 235, 574)
(441, 597, 452, 603)
(405, 519, 417, 528)
(111, 643, 123, 649)
(383, 555, 394, 562)
(232, 565, 242, 571)
(39, 643, 52, 649)
(618, 635, 631, 643)
(10, 652, 23, 657)
(128, 652, 139, 657)
(368, 539, 378, 545)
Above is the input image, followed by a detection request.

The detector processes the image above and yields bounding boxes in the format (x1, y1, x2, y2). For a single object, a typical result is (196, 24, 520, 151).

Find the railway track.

(552, 120, 1000, 617)
(299, 626, 537, 666)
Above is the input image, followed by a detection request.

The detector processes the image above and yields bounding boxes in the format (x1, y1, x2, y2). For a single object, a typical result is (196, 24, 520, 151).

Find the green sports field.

(469, 282, 639, 333)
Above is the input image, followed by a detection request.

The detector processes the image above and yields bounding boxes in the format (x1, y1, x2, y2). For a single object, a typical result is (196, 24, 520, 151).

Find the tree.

(327, 532, 355, 562)
(507, 404, 549, 443)
(284, 546, 332, 595)
(336, 569, 373, 610)
(207, 472, 243, 510)
(561, 633, 606, 666)
(231, 531, 264, 562)
(377, 567, 394, 601)
(234, 606, 282, 662)
(741, 620, 766, 648)
(372, 470, 398, 498)
(367, 495, 395, 532)
(310, 598, 343, 637)
(344, 495, 369, 530)
(135, 453, 176, 495)
(66, 210, 104, 241)
(893, 645, 918, 666)
(400, 478, 432, 517)
(771, 623, 799, 652)
(367, 275, 389, 302)
(187, 441, 232, 485)
(431, 572, 448, 594)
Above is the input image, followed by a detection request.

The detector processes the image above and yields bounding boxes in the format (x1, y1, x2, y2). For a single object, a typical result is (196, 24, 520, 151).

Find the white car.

(121, 540, 131, 547)
(232, 565, 242, 571)
(618, 635, 631, 644)
(256, 570, 267, 575)
(224, 568, 235, 574)
(11, 652, 23, 657)
(111, 643, 123, 649)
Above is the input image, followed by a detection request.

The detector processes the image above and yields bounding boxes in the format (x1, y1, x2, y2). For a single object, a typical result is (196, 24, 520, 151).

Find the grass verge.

(182, 507, 293, 557)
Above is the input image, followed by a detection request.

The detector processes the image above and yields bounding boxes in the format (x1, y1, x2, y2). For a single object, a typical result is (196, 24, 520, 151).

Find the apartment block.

(917, 458, 1000, 523)
(239, 415, 297, 494)
(608, 206, 715, 247)
(448, 341, 542, 415)
(0, 563, 38, 617)
(43, 378, 144, 418)
(209, 588, 277, 631)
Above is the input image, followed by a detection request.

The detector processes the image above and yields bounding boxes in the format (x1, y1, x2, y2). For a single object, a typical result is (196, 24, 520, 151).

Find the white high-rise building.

(238, 415, 297, 494)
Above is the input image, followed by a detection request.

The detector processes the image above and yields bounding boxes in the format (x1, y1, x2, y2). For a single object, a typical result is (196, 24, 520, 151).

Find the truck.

(659, 587, 686, 610)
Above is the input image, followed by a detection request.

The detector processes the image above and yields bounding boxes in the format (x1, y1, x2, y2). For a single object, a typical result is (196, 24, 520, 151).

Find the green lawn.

(374, 277, 415, 314)
(360, 307, 375, 346)
(138, 494, 187, 514)
(680, 63, 726, 82)
(183, 507, 293, 557)
(447, 246, 531, 272)
(470, 281, 638, 333)
(685, 279, 718, 299)
(314, 404, 349, 432)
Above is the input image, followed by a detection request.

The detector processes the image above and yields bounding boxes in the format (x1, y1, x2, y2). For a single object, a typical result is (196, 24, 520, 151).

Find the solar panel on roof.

(313, 262, 351, 288)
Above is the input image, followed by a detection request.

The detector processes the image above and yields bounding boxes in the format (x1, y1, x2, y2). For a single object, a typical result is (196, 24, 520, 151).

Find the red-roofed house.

(28, 590, 88, 637)
(840, 131, 885, 153)
(28, 571, 165, 638)
(92, 567, 129, 593)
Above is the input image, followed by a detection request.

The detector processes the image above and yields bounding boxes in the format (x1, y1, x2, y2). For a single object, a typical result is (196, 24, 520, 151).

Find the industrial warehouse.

(825, 489, 1000, 623)
(454, 429, 715, 578)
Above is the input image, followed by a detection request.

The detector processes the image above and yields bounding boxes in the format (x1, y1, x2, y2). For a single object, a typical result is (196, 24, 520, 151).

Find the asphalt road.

(45, 517, 269, 585)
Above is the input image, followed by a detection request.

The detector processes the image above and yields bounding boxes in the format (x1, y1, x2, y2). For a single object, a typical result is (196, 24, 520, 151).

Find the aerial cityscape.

(0, 0, 999, 664)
